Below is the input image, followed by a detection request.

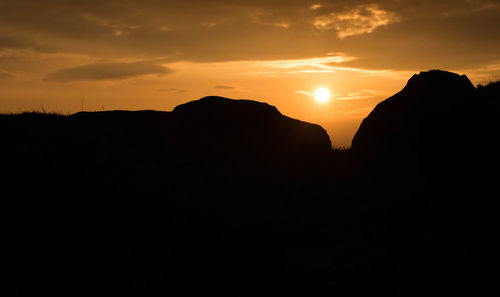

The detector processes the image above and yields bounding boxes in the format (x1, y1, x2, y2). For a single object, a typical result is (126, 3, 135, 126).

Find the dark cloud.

(0, 69, 13, 79)
(214, 85, 235, 90)
(334, 6, 500, 70)
(45, 61, 171, 82)
(0, 34, 55, 52)
(0, 0, 499, 70)
(0, 35, 33, 50)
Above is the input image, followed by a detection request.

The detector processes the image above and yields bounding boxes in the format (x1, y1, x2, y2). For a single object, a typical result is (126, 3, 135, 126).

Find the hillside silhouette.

(2, 71, 499, 296)
(352, 70, 499, 190)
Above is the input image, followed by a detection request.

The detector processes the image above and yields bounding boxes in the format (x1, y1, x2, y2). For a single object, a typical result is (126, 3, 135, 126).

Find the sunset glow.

(0, 0, 499, 146)
(314, 88, 331, 103)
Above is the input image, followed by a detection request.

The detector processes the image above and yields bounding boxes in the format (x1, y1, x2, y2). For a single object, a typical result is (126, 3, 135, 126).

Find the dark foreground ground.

(2, 71, 499, 296)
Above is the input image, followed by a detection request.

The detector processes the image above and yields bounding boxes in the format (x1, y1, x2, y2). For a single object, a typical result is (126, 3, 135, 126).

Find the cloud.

(0, 69, 13, 79)
(295, 90, 313, 96)
(336, 89, 377, 100)
(455, 60, 500, 85)
(335, 5, 500, 71)
(314, 4, 400, 38)
(260, 54, 357, 70)
(0, 0, 499, 71)
(0, 34, 55, 53)
(158, 88, 186, 93)
(310, 4, 322, 11)
(0, 35, 32, 50)
(45, 61, 171, 82)
(253, 55, 409, 77)
(214, 85, 235, 90)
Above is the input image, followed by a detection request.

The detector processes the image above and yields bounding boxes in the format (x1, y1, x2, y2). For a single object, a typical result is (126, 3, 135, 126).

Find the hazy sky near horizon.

(1, 0, 499, 146)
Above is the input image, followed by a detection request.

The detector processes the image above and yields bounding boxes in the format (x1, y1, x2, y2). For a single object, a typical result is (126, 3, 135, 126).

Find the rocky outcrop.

(1, 96, 333, 177)
(351, 70, 494, 188)
(170, 96, 332, 165)
(352, 70, 476, 154)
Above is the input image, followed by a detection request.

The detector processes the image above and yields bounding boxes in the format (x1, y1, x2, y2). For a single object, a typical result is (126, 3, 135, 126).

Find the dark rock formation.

(1, 96, 332, 175)
(170, 96, 332, 168)
(478, 80, 500, 112)
(352, 70, 476, 155)
(351, 70, 494, 189)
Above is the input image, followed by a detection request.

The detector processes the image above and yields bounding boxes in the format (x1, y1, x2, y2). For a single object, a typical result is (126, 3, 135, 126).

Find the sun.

(314, 88, 331, 103)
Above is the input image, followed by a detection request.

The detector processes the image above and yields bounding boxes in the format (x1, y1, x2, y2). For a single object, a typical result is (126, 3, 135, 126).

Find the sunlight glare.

(314, 88, 331, 103)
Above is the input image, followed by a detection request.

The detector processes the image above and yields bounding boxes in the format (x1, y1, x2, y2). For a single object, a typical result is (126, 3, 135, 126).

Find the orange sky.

(1, 0, 499, 146)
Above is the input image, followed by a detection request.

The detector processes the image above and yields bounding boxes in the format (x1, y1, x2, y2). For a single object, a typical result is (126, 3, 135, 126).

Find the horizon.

(1, 0, 500, 146)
